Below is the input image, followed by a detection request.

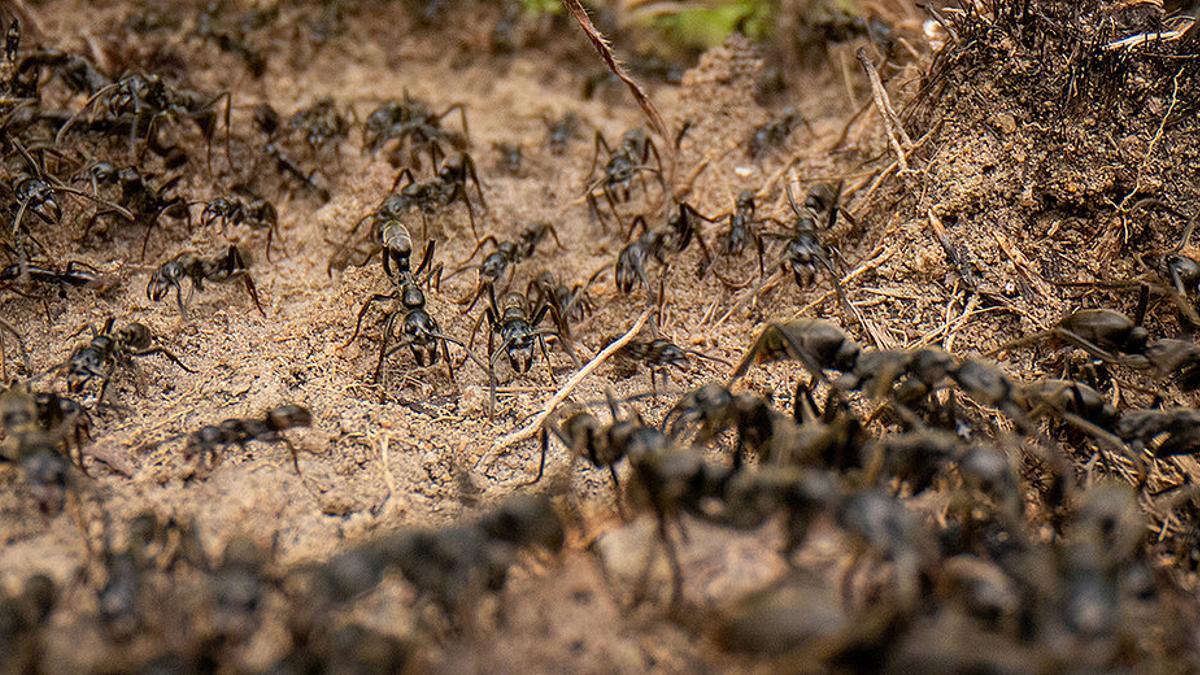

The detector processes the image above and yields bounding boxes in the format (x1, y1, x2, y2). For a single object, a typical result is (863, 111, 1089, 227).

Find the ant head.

(736, 190, 756, 210)
(505, 337, 536, 374)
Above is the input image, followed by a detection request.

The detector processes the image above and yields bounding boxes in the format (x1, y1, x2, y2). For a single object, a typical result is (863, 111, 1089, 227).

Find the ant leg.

(281, 437, 303, 477)
(131, 347, 197, 374)
(241, 273, 266, 317)
(537, 333, 555, 383)
(602, 185, 624, 232)
(374, 312, 400, 384)
(344, 293, 394, 348)
(170, 280, 187, 318)
(0, 319, 29, 378)
(587, 131, 610, 182)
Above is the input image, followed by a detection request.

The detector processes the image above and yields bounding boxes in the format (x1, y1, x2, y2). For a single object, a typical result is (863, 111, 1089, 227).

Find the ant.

(0, 256, 110, 298)
(611, 333, 731, 391)
(616, 203, 715, 300)
(0, 383, 78, 513)
(58, 72, 232, 167)
(704, 190, 778, 286)
(63, 317, 195, 402)
(747, 107, 809, 159)
(198, 194, 280, 260)
(388, 143, 486, 238)
(288, 96, 351, 159)
(147, 245, 266, 318)
(663, 383, 795, 468)
(82, 162, 190, 257)
(446, 222, 564, 310)
(362, 94, 469, 166)
(774, 181, 846, 290)
(542, 112, 579, 155)
(988, 306, 1150, 364)
(253, 103, 331, 201)
(730, 318, 861, 384)
(526, 268, 601, 339)
(345, 258, 487, 400)
(180, 404, 312, 477)
(475, 286, 579, 412)
(193, 0, 271, 76)
(584, 128, 665, 230)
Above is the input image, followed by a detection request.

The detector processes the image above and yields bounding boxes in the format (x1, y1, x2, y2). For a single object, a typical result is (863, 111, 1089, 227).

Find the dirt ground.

(4, 0, 1200, 672)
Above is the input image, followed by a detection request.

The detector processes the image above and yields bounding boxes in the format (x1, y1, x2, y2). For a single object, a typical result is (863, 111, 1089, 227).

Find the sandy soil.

(4, 0, 1200, 671)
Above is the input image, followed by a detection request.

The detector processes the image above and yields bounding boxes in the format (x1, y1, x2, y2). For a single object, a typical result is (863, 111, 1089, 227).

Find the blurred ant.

(362, 94, 469, 167)
(63, 317, 195, 402)
(493, 142, 522, 175)
(180, 404, 312, 477)
(194, 0, 271, 76)
(253, 103, 330, 201)
(542, 112, 579, 155)
(584, 128, 665, 230)
(747, 107, 810, 159)
(147, 245, 265, 318)
(288, 96, 350, 160)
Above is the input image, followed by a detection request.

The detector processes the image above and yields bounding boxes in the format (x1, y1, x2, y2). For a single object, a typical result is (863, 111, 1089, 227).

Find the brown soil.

(4, 0, 1200, 672)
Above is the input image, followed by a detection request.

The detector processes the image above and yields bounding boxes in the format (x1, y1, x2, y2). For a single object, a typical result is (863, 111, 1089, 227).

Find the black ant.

(585, 128, 665, 230)
(180, 404, 312, 478)
(542, 112, 579, 155)
(615, 203, 715, 302)
(63, 317, 195, 402)
(288, 96, 350, 160)
(446, 222, 564, 309)
(747, 107, 809, 159)
(730, 318, 861, 384)
(253, 103, 331, 201)
(193, 0, 271, 76)
(774, 181, 845, 290)
(475, 286, 579, 412)
(526, 268, 602, 339)
(0, 256, 110, 297)
(703, 190, 778, 287)
(345, 258, 487, 400)
(388, 143, 486, 238)
(58, 72, 232, 167)
(611, 334, 731, 391)
(0, 384, 75, 514)
(362, 94, 469, 166)
(82, 163, 190, 257)
(198, 195, 280, 260)
(146, 245, 266, 318)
